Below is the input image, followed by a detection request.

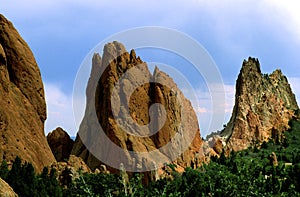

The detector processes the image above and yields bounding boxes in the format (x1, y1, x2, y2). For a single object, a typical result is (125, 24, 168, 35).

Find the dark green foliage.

(0, 157, 62, 197)
(0, 160, 9, 179)
(35, 167, 62, 197)
(63, 172, 121, 197)
(1, 119, 300, 196)
(60, 166, 72, 188)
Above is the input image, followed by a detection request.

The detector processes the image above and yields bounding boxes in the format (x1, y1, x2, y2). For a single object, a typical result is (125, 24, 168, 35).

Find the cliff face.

(0, 14, 55, 171)
(72, 41, 203, 172)
(220, 57, 298, 152)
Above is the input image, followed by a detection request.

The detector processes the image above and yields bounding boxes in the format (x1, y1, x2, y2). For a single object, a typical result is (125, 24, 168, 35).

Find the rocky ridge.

(0, 14, 55, 171)
(72, 41, 204, 173)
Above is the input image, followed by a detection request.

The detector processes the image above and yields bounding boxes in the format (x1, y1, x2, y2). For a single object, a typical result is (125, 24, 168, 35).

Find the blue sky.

(1, 0, 300, 137)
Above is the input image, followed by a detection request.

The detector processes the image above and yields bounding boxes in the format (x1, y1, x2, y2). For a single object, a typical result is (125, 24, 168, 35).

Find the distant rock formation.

(47, 127, 74, 162)
(218, 57, 299, 152)
(72, 41, 203, 172)
(0, 178, 18, 197)
(0, 14, 55, 171)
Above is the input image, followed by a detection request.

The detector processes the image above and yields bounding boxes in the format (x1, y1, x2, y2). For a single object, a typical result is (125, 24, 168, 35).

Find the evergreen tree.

(61, 167, 72, 188)
(0, 160, 9, 180)
(7, 156, 23, 194)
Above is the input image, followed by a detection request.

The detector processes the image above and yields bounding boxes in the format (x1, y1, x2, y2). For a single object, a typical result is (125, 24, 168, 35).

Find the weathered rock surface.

(0, 14, 55, 171)
(0, 178, 18, 197)
(49, 155, 91, 182)
(47, 127, 74, 162)
(219, 57, 299, 152)
(72, 41, 203, 172)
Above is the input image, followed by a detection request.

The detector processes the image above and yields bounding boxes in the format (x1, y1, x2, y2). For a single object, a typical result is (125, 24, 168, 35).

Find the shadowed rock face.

(220, 57, 299, 152)
(0, 14, 55, 171)
(72, 41, 203, 172)
(47, 127, 74, 162)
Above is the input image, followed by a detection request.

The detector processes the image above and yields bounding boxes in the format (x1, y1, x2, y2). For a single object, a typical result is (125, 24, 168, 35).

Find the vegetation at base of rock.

(1, 119, 300, 196)
(0, 156, 62, 197)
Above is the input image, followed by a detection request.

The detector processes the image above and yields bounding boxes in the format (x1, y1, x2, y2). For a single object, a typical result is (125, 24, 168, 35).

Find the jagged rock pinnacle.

(220, 57, 299, 152)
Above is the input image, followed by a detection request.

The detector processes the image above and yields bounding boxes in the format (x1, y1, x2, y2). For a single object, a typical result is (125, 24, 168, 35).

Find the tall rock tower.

(72, 41, 203, 172)
(0, 14, 55, 171)
(220, 57, 299, 152)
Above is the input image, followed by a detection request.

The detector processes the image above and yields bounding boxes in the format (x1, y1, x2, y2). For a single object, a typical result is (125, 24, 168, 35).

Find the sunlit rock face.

(220, 57, 298, 152)
(72, 41, 204, 173)
(0, 14, 55, 171)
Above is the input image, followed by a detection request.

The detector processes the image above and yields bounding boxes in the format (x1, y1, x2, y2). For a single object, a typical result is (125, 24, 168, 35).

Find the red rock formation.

(0, 14, 55, 171)
(219, 57, 298, 152)
(72, 41, 203, 172)
(47, 127, 74, 162)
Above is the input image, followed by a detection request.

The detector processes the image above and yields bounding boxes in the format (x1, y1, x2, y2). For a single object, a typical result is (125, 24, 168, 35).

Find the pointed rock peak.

(220, 58, 299, 153)
(153, 66, 161, 76)
(241, 57, 261, 74)
(91, 53, 102, 74)
(92, 53, 101, 63)
(47, 127, 74, 162)
(72, 41, 203, 173)
(272, 69, 283, 75)
(130, 49, 136, 59)
(47, 127, 70, 138)
(103, 41, 127, 57)
(270, 69, 286, 80)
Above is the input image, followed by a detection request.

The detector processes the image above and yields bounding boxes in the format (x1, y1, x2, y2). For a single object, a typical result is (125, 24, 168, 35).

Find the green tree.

(61, 167, 72, 188)
(0, 160, 9, 180)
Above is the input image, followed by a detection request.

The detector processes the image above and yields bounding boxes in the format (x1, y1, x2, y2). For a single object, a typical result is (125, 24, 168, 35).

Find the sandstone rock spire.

(220, 57, 298, 152)
(72, 41, 203, 172)
(0, 14, 55, 171)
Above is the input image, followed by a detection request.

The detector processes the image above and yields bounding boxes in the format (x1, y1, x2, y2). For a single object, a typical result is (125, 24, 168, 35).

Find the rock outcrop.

(0, 14, 55, 171)
(0, 178, 18, 197)
(219, 57, 299, 152)
(47, 127, 74, 162)
(49, 155, 91, 182)
(72, 41, 203, 173)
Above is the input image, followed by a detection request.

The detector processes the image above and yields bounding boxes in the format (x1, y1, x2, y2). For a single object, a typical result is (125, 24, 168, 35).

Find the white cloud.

(182, 83, 235, 137)
(263, 0, 300, 42)
(196, 107, 207, 114)
(44, 83, 77, 136)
